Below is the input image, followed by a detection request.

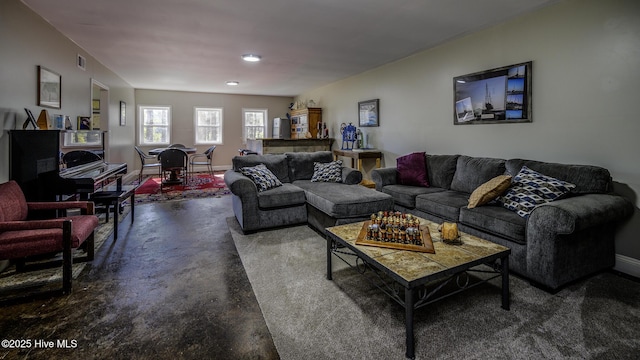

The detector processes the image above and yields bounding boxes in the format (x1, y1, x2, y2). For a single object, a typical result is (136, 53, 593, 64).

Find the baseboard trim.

(213, 165, 232, 171)
(122, 172, 138, 184)
(614, 254, 640, 278)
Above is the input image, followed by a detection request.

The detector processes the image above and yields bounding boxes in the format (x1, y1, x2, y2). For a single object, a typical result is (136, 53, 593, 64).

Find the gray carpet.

(227, 218, 640, 360)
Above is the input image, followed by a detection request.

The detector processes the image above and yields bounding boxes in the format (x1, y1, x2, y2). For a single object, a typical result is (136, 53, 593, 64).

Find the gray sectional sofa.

(372, 154, 635, 290)
(225, 151, 393, 233)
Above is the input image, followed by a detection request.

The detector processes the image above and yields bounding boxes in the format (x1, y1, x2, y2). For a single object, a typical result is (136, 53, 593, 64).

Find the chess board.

(355, 219, 435, 253)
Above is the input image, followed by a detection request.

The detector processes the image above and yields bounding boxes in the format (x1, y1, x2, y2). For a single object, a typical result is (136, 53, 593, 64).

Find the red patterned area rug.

(134, 173, 230, 203)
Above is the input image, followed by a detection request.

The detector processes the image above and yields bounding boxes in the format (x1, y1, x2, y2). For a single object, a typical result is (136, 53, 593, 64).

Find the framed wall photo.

(78, 116, 91, 130)
(91, 113, 101, 130)
(37, 66, 62, 109)
(119, 101, 126, 126)
(453, 61, 532, 125)
(358, 99, 379, 127)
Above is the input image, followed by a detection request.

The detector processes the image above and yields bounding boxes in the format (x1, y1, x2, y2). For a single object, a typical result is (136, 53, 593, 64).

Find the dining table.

(148, 147, 197, 156)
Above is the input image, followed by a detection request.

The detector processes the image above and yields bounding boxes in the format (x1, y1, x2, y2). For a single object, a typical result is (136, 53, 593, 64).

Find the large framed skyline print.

(453, 61, 532, 125)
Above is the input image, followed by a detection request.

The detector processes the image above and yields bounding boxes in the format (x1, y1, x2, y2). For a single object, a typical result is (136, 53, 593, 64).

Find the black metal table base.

(326, 236, 510, 359)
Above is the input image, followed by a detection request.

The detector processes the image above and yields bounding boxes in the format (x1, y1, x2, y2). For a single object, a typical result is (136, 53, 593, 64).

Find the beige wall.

(134, 89, 292, 167)
(0, 0, 291, 180)
(297, 0, 640, 269)
(0, 0, 136, 181)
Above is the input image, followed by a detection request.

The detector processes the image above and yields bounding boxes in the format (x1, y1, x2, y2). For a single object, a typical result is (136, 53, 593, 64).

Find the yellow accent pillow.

(467, 175, 512, 209)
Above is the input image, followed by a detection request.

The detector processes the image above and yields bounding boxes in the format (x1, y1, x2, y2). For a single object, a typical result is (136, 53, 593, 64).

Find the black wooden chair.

(158, 149, 188, 190)
(62, 150, 101, 168)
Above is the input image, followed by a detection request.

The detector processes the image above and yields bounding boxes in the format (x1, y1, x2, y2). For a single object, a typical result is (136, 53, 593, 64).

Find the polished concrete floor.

(0, 195, 280, 359)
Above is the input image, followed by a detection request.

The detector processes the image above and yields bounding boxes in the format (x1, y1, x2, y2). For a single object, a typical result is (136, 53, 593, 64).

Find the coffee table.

(325, 217, 511, 359)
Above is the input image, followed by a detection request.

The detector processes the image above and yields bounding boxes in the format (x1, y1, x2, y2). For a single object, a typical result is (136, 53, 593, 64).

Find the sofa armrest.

(528, 193, 635, 235)
(341, 167, 363, 185)
(224, 170, 258, 197)
(525, 193, 634, 289)
(371, 167, 397, 191)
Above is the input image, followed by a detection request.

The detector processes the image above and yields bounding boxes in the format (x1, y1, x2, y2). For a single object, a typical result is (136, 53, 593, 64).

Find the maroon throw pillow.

(396, 152, 429, 187)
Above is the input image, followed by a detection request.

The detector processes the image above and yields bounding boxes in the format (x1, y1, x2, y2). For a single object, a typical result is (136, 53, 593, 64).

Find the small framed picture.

(358, 99, 379, 127)
(119, 101, 126, 126)
(78, 116, 91, 130)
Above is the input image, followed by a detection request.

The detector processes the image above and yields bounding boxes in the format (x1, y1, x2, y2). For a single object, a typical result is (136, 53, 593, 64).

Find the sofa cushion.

(239, 164, 283, 192)
(506, 159, 611, 194)
(467, 175, 512, 209)
(257, 183, 307, 209)
(498, 166, 576, 218)
(311, 160, 343, 183)
(233, 154, 290, 183)
(415, 191, 469, 222)
(382, 185, 446, 209)
(286, 151, 334, 181)
(293, 180, 393, 218)
(396, 152, 429, 187)
(459, 205, 526, 244)
(450, 156, 506, 194)
(426, 154, 459, 189)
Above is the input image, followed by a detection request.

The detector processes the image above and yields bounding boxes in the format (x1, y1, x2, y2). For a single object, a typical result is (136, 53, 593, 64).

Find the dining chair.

(135, 146, 162, 183)
(158, 149, 188, 190)
(0, 180, 99, 300)
(189, 145, 216, 177)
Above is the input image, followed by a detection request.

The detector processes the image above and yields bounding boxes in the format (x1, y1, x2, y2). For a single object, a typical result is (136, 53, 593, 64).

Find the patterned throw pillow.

(497, 166, 576, 218)
(239, 164, 282, 192)
(311, 160, 343, 183)
(467, 175, 512, 209)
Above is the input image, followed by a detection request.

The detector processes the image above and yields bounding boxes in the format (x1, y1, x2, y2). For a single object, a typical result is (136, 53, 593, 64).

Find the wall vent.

(77, 54, 86, 71)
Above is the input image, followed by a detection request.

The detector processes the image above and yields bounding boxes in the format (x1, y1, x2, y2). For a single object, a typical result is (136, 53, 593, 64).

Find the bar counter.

(246, 138, 334, 155)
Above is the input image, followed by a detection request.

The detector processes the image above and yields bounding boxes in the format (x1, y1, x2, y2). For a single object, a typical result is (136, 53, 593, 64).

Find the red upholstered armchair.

(0, 180, 99, 296)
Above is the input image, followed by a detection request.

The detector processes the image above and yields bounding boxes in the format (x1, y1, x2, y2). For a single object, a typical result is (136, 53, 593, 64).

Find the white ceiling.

(22, 0, 557, 97)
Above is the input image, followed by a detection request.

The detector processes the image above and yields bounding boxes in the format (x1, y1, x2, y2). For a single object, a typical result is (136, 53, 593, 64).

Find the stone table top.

(326, 218, 510, 285)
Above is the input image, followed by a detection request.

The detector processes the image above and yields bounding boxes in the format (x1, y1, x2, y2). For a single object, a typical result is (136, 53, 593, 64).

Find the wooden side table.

(332, 149, 382, 171)
(359, 179, 376, 188)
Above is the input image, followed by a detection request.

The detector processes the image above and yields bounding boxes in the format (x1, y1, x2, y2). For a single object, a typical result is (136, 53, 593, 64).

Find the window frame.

(138, 105, 171, 146)
(193, 107, 224, 145)
(242, 108, 268, 142)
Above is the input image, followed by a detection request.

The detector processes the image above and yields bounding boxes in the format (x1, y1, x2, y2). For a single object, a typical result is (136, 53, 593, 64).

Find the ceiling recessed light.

(241, 54, 262, 62)
(226, 81, 239, 86)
